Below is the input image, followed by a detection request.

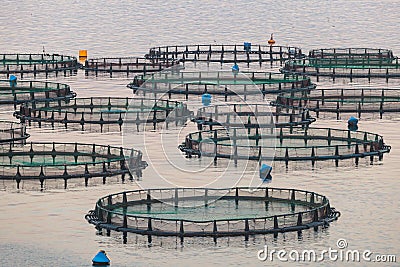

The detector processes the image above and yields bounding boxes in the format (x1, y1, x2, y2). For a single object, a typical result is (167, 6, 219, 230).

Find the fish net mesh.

(0, 80, 75, 104)
(179, 127, 390, 165)
(0, 142, 147, 189)
(86, 187, 337, 240)
(16, 97, 192, 132)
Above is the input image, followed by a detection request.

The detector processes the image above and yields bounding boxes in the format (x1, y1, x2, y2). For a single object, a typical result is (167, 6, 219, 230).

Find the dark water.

(0, 0, 399, 266)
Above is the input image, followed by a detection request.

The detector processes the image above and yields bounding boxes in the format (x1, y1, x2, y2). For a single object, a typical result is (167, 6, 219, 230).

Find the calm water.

(1, 0, 400, 266)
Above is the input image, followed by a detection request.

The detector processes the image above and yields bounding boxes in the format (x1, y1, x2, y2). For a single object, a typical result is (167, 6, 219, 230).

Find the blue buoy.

(243, 42, 251, 52)
(348, 116, 359, 131)
(232, 63, 239, 72)
(348, 116, 358, 126)
(259, 164, 272, 180)
(9, 75, 17, 87)
(202, 93, 212, 106)
(92, 250, 110, 266)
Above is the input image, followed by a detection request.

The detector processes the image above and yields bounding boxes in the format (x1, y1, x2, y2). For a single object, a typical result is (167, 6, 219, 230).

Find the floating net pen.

(0, 80, 76, 106)
(281, 57, 400, 81)
(82, 57, 179, 77)
(178, 127, 391, 167)
(85, 187, 340, 243)
(15, 97, 192, 132)
(193, 103, 315, 130)
(272, 87, 400, 119)
(0, 53, 78, 78)
(0, 121, 30, 145)
(128, 71, 315, 98)
(308, 48, 395, 61)
(146, 44, 304, 65)
(0, 142, 148, 190)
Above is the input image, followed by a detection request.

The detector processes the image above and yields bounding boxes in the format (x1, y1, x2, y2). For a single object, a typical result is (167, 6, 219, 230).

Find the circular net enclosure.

(0, 80, 76, 106)
(178, 127, 391, 168)
(83, 57, 179, 77)
(193, 103, 315, 130)
(15, 97, 192, 132)
(85, 187, 340, 243)
(282, 48, 400, 81)
(146, 44, 304, 66)
(0, 142, 147, 190)
(308, 48, 395, 61)
(128, 70, 315, 102)
(0, 121, 30, 145)
(0, 53, 78, 78)
(273, 87, 400, 119)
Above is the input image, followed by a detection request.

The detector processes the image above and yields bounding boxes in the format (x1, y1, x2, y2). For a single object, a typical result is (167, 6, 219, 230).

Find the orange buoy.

(79, 50, 88, 62)
(268, 34, 275, 46)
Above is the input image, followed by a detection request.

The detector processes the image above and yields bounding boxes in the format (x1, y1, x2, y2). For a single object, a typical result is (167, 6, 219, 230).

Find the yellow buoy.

(268, 34, 275, 46)
(79, 50, 88, 61)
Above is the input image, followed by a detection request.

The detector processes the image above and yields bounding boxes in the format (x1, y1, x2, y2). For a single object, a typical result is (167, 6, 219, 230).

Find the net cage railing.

(85, 187, 340, 243)
(0, 53, 78, 76)
(0, 80, 76, 106)
(0, 142, 148, 190)
(145, 44, 304, 65)
(128, 71, 316, 96)
(0, 121, 30, 145)
(178, 127, 391, 167)
(308, 48, 396, 61)
(82, 57, 179, 75)
(281, 57, 400, 81)
(193, 103, 315, 130)
(14, 97, 193, 132)
(272, 87, 400, 119)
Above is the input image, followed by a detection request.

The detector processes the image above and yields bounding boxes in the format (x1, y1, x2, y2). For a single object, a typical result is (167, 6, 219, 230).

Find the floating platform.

(0, 121, 30, 145)
(85, 187, 340, 243)
(146, 44, 304, 66)
(282, 48, 400, 81)
(15, 97, 192, 132)
(0, 80, 76, 106)
(273, 87, 400, 119)
(178, 127, 391, 167)
(83, 57, 179, 77)
(128, 70, 315, 101)
(0, 142, 147, 190)
(0, 53, 78, 78)
(193, 103, 315, 130)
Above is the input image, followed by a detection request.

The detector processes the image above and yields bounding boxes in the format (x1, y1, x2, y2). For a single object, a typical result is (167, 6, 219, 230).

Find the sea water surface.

(0, 0, 400, 266)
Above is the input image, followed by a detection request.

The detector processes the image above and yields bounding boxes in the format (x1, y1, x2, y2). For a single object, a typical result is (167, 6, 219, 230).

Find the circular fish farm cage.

(281, 57, 400, 81)
(83, 57, 179, 77)
(15, 97, 192, 132)
(273, 87, 400, 119)
(0, 53, 78, 78)
(308, 48, 395, 61)
(0, 121, 30, 145)
(146, 44, 304, 66)
(128, 70, 315, 101)
(178, 127, 391, 167)
(0, 142, 147, 190)
(85, 187, 340, 243)
(0, 80, 76, 106)
(193, 103, 315, 130)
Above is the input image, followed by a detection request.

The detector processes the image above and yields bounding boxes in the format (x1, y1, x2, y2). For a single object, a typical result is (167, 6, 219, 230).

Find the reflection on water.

(0, 0, 400, 266)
